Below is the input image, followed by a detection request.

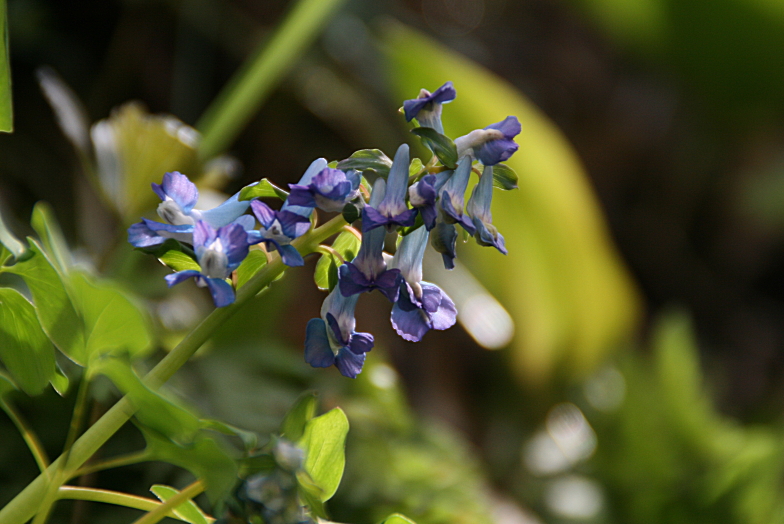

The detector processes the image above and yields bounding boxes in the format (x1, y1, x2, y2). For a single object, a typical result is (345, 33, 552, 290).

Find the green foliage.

(342, 202, 361, 224)
(29, 202, 71, 274)
(491, 163, 518, 190)
(280, 391, 317, 442)
(297, 407, 349, 503)
(68, 271, 153, 361)
(150, 485, 213, 524)
(239, 178, 289, 201)
(409, 127, 458, 169)
(5, 240, 86, 363)
(235, 250, 268, 289)
(0, 208, 26, 260)
(0, 0, 11, 133)
(140, 239, 200, 273)
(337, 149, 393, 178)
(200, 419, 259, 453)
(314, 229, 360, 291)
(0, 288, 56, 395)
(381, 514, 417, 524)
(408, 157, 425, 178)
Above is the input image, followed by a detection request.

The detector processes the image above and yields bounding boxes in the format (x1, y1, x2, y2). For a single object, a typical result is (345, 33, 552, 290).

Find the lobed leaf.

(408, 157, 425, 178)
(200, 419, 258, 452)
(337, 149, 393, 178)
(381, 514, 417, 524)
(140, 239, 200, 273)
(239, 178, 289, 201)
(313, 230, 360, 291)
(30, 202, 72, 274)
(492, 163, 519, 190)
(150, 484, 214, 524)
(410, 127, 458, 169)
(280, 391, 317, 442)
(297, 407, 349, 502)
(235, 249, 268, 289)
(0, 288, 56, 395)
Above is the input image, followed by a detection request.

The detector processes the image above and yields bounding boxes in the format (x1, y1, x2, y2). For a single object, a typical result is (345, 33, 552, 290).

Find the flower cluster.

(128, 82, 519, 378)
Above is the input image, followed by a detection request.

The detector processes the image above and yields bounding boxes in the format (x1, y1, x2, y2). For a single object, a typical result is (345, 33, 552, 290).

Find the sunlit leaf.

(0, 370, 18, 396)
(410, 127, 458, 169)
(235, 249, 268, 289)
(381, 514, 416, 524)
(382, 22, 640, 384)
(30, 202, 72, 274)
(492, 163, 519, 190)
(68, 271, 153, 361)
(239, 178, 289, 201)
(297, 475, 327, 519)
(0, 0, 11, 133)
(0, 288, 56, 395)
(337, 149, 392, 178)
(313, 230, 360, 291)
(140, 239, 200, 273)
(409, 157, 425, 178)
(280, 391, 317, 442)
(297, 407, 348, 502)
(5, 240, 86, 364)
(342, 202, 360, 224)
(0, 208, 26, 260)
(200, 419, 258, 452)
(51, 364, 69, 396)
(150, 484, 214, 524)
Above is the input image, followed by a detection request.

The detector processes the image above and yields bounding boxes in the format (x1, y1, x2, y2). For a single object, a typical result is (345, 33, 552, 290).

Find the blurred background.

(3, 0, 784, 522)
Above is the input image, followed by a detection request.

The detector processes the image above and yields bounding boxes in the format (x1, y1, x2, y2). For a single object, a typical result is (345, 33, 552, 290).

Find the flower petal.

(335, 346, 366, 378)
(157, 171, 199, 212)
(164, 269, 201, 287)
(200, 192, 251, 228)
(250, 200, 276, 228)
(203, 277, 236, 307)
(304, 318, 336, 368)
(390, 301, 431, 342)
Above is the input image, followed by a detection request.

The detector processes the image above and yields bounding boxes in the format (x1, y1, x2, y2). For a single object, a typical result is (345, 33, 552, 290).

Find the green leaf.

(235, 249, 268, 289)
(30, 201, 72, 274)
(341, 202, 360, 224)
(492, 163, 519, 190)
(140, 239, 200, 273)
(0, 370, 18, 396)
(297, 407, 349, 502)
(337, 149, 393, 178)
(239, 178, 289, 201)
(68, 271, 153, 361)
(280, 391, 317, 442)
(51, 364, 69, 396)
(313, 230, 360, 291)
(408, 157, 425, 177)
(410, 127, 458, 169)
(150, 485, 213, 524)
(0, 0, 12, 133)
(5, 240, 86, 363)
(380, 514, 417, 524)
(0, 288, 56, 395)
(200, 419, 258, 452)
(0, 208, 26, 260)
(142, 428, 238, 503)
(297, 477, 327, 519)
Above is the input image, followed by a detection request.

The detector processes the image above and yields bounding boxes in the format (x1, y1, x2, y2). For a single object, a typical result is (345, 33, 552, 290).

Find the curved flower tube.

(402, 81, 457, 135)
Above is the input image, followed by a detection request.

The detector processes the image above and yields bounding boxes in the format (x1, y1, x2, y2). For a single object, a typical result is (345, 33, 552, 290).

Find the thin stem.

(0, 214, 347, 524)
(70, 449, 151, 480)
(131, 481, 204, 524)
(196, 0, 347, 159)
(0, 399, 50, 472)
(56, 486, 190, 522)
(314, 245, 344, 263)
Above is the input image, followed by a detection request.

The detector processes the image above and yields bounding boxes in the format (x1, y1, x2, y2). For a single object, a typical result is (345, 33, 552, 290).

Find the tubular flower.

(454, 116, 521, 166)
(402, 81, 457, 135)
(467, 164, 507, 254)
(164, 219, 250, 307)
(437, 158, 476, 235)
(389, 226, 457, 342)
(248, 200, 311, 267)
(338, 178, 401, 301)
(287, 166, 360, 213)
(281, 158, 328, 218)
(304, 289, 374, 378)
(408, 174, 438, 230)
(362, 144, 418, 232)
(128, 171, 250, 247)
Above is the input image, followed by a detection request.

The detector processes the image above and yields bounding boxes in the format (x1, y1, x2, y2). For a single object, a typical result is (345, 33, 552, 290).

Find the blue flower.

(287, 167, 360, 213)
(430, 221, 458, 270)
(467, 165, 507, 254)
(389, 226, 457, 341)
(304, 289, 374, 378)
(281, 158, 328, 218)
(403, 82, 457, 135)
(338, 178, 401, 301)
(248, 200, 311, 267)
(164, 219, 250, 307)
(408, 174, 438, 230)
(128, 171, 251, 248)
(454, 116, 521, 166)
(437, 158, 476, 235)
(362, 144, 417, 232)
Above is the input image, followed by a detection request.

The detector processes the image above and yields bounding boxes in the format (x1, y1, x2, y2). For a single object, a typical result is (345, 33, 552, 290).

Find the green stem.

(0, 399, 50, 472)
(196, 0, 346, 160)
(0, 215, 347, 524)
(70, 449, 151, 480)
(56, 486, 191, 522)
(131, 480, 204, 524)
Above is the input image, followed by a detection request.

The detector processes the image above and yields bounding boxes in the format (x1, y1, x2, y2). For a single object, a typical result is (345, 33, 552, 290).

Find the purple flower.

(164, 220, 250, 307)
(454, 116, 521, 166)
(403, 82, 457, 135)
(304, 289, 374, 378)
(128, 171, 251, 248)
(408, 174, 438, 230)
(362, 144, 417, 233)
(430, 221, 458, 270)
(281, 158, 328, 218)
(338, 178, 401, 301)
(437, 158, 476, 235)
(248, 200, 311, 267)
(467, 165, 507, 254)
(389, 226, 457, 341)
(287, 167, 359, 213)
